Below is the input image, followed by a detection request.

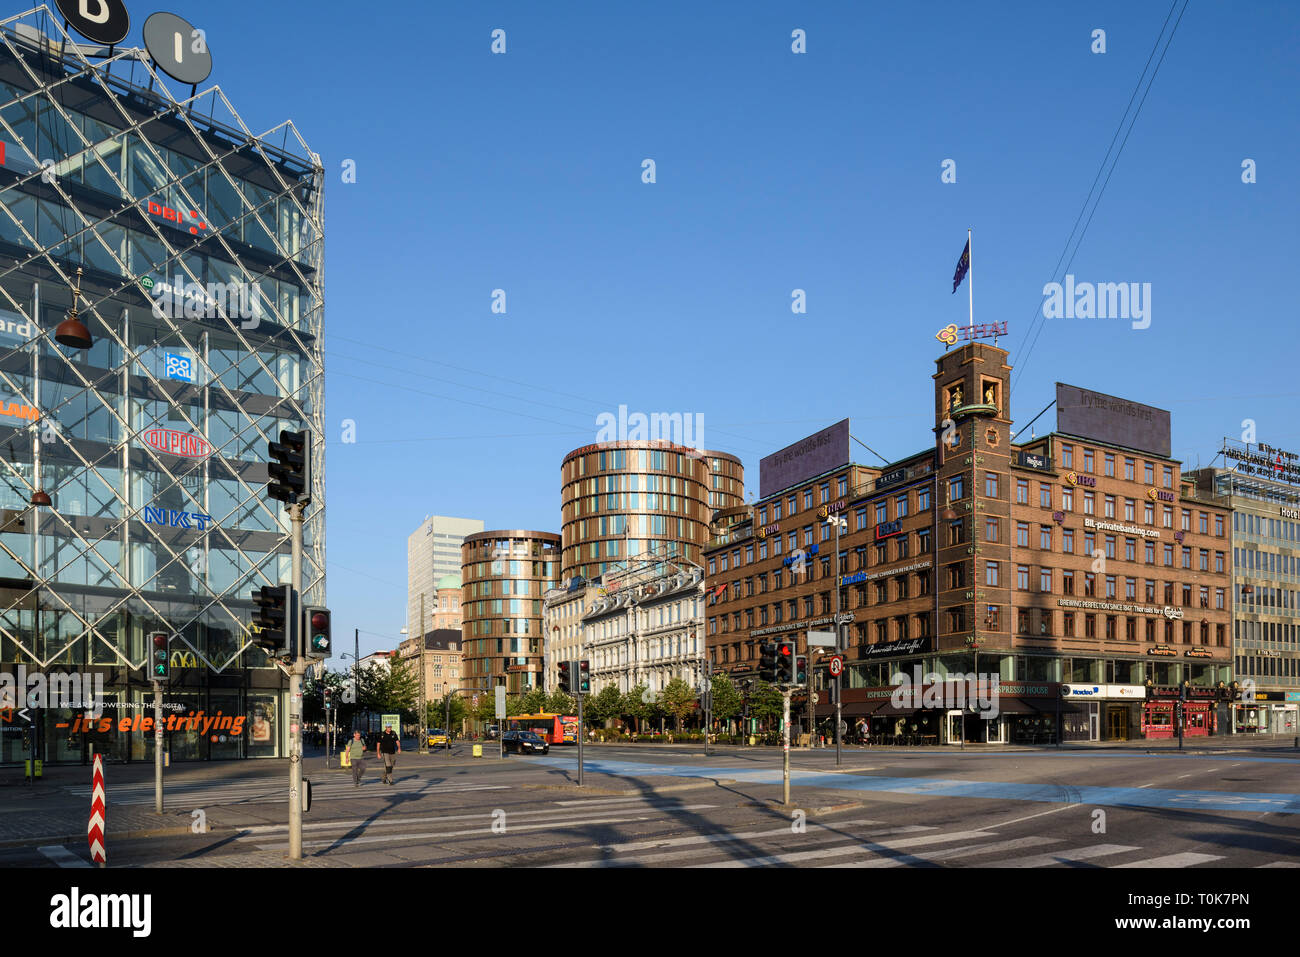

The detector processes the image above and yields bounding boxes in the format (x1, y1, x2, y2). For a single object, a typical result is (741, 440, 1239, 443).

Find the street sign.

(807, 630, 836, 648)
(828, 655, 844, 677)
(811, 693, 819, 704)
(494, 686, 506, 720)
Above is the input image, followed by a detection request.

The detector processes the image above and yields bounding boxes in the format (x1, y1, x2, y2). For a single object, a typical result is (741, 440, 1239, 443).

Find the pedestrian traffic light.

(303, 606, 331, 660)
(557, 660, 572, 694)
(267, 429, 311, 506)
(794, 654, 807, 686)
(758, 642, 779, 682)
(251, 583, 295, 656)
(150, 632, 169, 683)
(323, 687, 332, 711)
(578, 659, 590, 693)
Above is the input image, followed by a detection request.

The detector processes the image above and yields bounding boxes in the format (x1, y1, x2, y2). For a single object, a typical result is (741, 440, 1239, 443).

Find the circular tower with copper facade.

(561, 441, 744, 581)
(461, 530, 561, 694)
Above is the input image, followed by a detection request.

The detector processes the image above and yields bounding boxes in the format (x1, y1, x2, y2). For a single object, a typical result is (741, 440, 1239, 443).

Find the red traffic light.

(152, 633, 167, 649)
(311, 612, 329, 630)
(777, 643, 792, 657)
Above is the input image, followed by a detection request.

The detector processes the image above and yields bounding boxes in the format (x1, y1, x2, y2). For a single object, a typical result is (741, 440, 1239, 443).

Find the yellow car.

(427, 729, 449, 747)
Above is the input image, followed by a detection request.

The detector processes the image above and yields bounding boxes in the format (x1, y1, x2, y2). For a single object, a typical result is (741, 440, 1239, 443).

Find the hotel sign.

(1223, 439, 1300, 486)
(874, 467, 906, 491)
(142, 428, 210, 459)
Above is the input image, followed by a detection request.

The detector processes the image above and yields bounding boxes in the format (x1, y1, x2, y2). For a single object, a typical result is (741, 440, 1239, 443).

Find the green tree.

(472, 692, 497, 725)
(586, 684, 622, 726)
(428, 693, 468, 731)
(748, 680, 784, 724)
(545, 690, 575, 715)
(709, 673, 742, 725)
(659, 677, 698, 731)
(520, 687, 547, 714)
(623, 683, 651, 732)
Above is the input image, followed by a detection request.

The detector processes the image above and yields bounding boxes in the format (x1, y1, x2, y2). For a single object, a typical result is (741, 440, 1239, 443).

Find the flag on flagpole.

(952, 239, 970, 293)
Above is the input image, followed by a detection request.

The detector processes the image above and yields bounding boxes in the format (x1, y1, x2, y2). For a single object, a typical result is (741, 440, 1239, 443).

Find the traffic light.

(150, 632, 169, 683)
(758, 642, 779, 682)
(303, 606, 331, 660)
(267, 429, 311, 506)
(251, 583, 296, 656)
(794, 654, 807, 686)
(578, 659, 590, 693)
(557, 660, 572, 694)
(323, 687, 332, 711)
(776, 641, 794, 685)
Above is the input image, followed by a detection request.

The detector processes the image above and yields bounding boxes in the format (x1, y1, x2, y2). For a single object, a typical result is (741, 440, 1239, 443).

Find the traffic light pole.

(153, 679, 163, 813)
(782, 688, 792, 806)
(288, 502, 306, 861)
(577, 685, 584, 788)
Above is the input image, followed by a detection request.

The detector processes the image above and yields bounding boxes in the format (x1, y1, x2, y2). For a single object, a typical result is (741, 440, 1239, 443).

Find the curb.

(0, 824, 229, 850)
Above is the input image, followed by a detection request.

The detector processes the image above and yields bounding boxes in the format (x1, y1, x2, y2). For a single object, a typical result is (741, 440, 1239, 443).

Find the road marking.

(823, 835, 1063, 868)
(998, 844, 1139, 868)
(279, 813, 672, 851)
(1114, 852, 1223, 868)
(692, 829, 1000, 868)
(985, 806, 1076, 829)
(556, 824, 923, 868)
(1256, 861, 1300, 868)
(238, 802, 719, 837)
(1137, 784, 1156, 789)
(38, 845, 90, 868)
(593, 817, 886, 854)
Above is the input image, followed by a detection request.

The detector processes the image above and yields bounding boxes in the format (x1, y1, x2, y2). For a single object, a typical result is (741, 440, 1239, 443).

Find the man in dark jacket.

(376, 726, 400, 785)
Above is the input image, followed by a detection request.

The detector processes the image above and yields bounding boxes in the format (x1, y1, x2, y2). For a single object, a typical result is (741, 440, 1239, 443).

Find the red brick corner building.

(703, 342, 1232, 744)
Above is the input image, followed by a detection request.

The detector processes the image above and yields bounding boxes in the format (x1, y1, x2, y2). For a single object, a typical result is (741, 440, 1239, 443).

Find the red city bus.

(506, 713, 579, 745)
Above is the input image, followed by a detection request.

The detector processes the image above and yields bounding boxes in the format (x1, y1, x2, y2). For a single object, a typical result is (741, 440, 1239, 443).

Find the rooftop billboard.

(1056, 383, 1171, 459)
(760, 419, 850, 500)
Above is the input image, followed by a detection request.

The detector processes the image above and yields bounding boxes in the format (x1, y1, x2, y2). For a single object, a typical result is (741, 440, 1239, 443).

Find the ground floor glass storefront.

(0, 671, 287, 766)
(835, 651, 1234, 744)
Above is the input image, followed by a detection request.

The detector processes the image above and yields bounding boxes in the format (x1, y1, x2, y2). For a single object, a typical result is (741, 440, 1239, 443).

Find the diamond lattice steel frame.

(0, 6, 324, 674)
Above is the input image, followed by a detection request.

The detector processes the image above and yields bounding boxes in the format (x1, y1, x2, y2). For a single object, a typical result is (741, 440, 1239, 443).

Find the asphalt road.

(5, 742, 1298, 869)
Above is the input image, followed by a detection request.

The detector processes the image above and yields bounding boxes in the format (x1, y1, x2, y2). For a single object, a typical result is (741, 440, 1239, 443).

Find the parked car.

(427, 728, 449, 748)
(486, 724, 500, 739)
(501, 730, 549, 755)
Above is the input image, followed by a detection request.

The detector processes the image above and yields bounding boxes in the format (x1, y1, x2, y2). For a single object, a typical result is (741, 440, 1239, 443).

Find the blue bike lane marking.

(534, 757, 1300, 814)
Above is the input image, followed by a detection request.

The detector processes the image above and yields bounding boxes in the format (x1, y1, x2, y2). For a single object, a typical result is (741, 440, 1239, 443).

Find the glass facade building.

(0, 12, 324, 764)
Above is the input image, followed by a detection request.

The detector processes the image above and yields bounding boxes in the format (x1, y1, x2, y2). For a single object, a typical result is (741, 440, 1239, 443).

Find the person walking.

(348, 731, 366, 787)
(376, 725, 400, 785)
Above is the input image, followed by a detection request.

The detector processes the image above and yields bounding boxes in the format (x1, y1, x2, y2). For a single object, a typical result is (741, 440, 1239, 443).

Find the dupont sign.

(142, 427, 210, 459)
(1056, 383, 1170, 459)
(759, 419, 850, 500)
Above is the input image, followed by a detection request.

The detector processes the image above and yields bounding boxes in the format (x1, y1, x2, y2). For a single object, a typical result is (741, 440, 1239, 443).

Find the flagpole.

(967, 227, 974, 329)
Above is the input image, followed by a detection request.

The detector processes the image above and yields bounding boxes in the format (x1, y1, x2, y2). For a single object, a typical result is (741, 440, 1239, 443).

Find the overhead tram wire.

(1011, 0, 1188, 398)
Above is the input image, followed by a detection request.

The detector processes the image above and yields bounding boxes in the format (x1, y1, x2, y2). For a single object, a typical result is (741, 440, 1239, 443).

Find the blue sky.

(136, 0, 1298, 657)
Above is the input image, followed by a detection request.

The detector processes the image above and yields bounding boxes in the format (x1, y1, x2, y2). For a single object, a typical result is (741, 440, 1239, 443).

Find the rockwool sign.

(142, 427, 210, 458)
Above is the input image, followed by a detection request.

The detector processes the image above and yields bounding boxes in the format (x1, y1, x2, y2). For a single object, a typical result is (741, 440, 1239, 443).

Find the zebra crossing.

(61, 776, 507, 807)
(545, 814, 1290, 869)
